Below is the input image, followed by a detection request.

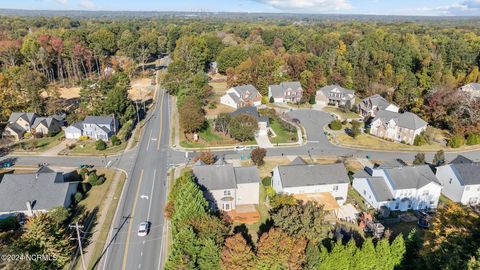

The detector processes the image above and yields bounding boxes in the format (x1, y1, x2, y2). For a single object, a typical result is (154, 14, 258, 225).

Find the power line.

(69, 222, 87, 270)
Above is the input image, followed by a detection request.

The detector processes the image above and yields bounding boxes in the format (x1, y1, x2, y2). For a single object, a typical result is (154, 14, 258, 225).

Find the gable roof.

(5, 122, 25, 135)
(8, 112, 36, 124)
(373, 110, 427, 130)
(84, 116, 114, 125)
(451, 155, 473, 164)
(366, 177, 394, 202)
(232, 84, 260, 100)
(382, 165, 440, 190)
(289, 156, 308, 165)
(461, 83, 480, 91)
(32, 117, 59, 129)
(0, 171, 79, 213)
(192, 164, 260, 190)
(360, 94, 392, 111)
(450, 162, 480, 186)
(269, 81, 302, 98)
(277, 163, 349, 188)
(229, 106, 268, 123)
(318, 85, 355, 97)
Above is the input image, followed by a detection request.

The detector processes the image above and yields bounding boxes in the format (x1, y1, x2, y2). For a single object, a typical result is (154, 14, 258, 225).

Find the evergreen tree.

(197, 238, 221, 270)
(165, 226, 199, 270)
(304, 242, 322, 270)
(390, 235, 406, 268)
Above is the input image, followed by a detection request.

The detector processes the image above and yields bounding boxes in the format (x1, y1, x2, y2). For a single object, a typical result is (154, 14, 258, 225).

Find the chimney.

(26, 201, 34, 217)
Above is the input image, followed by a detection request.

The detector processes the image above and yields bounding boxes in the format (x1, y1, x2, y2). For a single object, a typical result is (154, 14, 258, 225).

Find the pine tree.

(221, 233, 256, 270)
(165, 226, 199, 270)
(355, 238, 377, 270)
(304, 242, 322, 270)
(197, 238, 221, 270)
(390, 234, 406, 268)
(375, 238, 392, 269)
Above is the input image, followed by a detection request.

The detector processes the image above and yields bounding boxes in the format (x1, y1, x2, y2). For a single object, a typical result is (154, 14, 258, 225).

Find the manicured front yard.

(70, 140, 126, 156)
(269, 118, 298, 144)
(11, 132, 65, 153)
(333, 133, 480, 152)
(323, 106, 360, 120)
(180, 120, 255, 148)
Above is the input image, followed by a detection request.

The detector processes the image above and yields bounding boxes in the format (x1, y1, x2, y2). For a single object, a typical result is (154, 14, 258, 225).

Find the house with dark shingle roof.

(271, 157, 349, 209)
(353, 165, 442, 211)
(369, 110, 428, 145)
(32, 116, 63, 136)
(436, 157, 480, 205)
(2, 112, 37, 140)
(316, 85, 356, 107)
(0, 167, 79, 219)
(65, 115, 118, 141)
(220, 84, 262, 109)
(192, 160, 260, 211)
(268, 81, 303, 103)
(359, 94, 399, 118)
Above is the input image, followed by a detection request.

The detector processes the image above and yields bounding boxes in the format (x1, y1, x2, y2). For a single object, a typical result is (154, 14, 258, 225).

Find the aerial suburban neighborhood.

(0, 1, 480, 270)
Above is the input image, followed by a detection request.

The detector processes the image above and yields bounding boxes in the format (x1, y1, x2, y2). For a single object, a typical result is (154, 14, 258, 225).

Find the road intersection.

(2, 90, 480, 269)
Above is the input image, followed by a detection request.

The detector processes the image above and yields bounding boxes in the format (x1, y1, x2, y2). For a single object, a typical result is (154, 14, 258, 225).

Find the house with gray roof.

(268, 81, 303, 103)
(65, 115, 118, 141)
(32, 116, 63, 136)
(369, 110, 428, 145)
(436, 158, 480, 205)
(316, 85, 356, 107)
(459, 83, 480, 99)
(220, 84, 262, 109)
(271, 157, 350, 207)
(192, 161, 260, 211)
(2, 112, 37, 140)
(359, 94, 399, 118)
(0, 168, 79, 219)
(353, 165, 442, 211)
(229, 106, 269, 135)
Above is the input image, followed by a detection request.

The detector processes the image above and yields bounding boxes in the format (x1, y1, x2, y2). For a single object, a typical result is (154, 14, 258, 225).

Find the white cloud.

(79, 0, 95, 9)
(54, 0, 68, 4)
(402, 0, 480, 16)
(252, 0, 352, 12)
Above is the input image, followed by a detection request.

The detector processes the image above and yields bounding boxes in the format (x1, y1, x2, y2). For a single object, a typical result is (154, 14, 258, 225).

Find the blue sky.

(2, 0, 480, 16)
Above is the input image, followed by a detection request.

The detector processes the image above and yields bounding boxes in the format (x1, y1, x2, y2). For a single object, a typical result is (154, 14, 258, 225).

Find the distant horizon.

(1, 0, 480, 17)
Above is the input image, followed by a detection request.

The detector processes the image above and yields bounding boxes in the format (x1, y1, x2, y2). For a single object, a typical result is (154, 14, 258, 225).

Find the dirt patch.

(209, 74, 228, 93)
(129, 78, 154, 100)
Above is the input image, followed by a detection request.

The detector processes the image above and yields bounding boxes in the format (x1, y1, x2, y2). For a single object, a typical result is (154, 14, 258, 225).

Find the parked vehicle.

(80, 164, 94, 169)
(137, 222, 150, 237)
(234, 146, 246, 151)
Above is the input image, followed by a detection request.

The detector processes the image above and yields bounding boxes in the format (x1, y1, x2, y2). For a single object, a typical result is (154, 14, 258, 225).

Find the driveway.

(38, 139, 76, 157)
(287, 109, 333, 143)
(255, 133, 273, 148)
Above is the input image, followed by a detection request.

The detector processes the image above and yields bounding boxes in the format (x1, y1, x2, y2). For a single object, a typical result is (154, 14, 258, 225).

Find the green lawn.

(347, 187, 371, 212)
(269, 118, 298, 144)
(70, 140, 126, 156)
(323, 106, 360, 120)
(12, 132, 65, 152)
(180, 120, 256, 148)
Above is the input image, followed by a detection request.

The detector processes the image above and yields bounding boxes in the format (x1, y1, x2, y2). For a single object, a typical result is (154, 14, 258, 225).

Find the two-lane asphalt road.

(98, 86, 171, 270)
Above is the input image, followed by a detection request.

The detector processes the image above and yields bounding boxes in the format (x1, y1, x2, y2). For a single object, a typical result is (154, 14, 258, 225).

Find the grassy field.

(85, 170, 126, 270)
(269, 118, 298, 144)
(180, 121, 255, 148)
(12, 132, 65, 152)
(334, 133, 480, 152)
(323, 106, 360, 119)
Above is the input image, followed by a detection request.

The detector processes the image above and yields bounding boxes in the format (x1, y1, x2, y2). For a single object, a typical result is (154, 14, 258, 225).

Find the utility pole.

(70, 222, 86, 270)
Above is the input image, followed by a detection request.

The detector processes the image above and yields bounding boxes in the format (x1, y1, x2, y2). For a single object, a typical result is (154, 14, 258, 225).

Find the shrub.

(448, 135, 465, 148)
(414, 133, 429, 146)
(308, 95, 316, 104)
(251, 147, 267, 166)
(262, 176, 272, 186)
(269, 96, 274, 103)
(80, 182, 91, 194)
(193, 151, 216, 165)
(34, 132, 44, 139)
(79, 168, 89, 180)
(24, 132, 32, 139)
(466, 133, 480, 146)
(74, 192, 84, 203)
(95, 140, 107, 150)
(88, 172, 101, 185)
(208, 102, 217, 109)
(111, 135, 121, 146)
(79, 135, 89, 141)
(261, 96, 268, 104)
(270, 193, 298, 209)
(329, 120, 342, 130)
(413, 153, 426, 165)
(350, 120, 362, 138)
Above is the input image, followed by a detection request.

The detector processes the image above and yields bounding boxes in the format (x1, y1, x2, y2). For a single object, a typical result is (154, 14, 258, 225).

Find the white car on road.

(137, 222, 149, 237)
(234, 146, 247, 151)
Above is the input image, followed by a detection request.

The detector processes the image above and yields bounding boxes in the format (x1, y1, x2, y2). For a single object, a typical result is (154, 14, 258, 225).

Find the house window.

(423, 191, 429, 196)
(224, 190, 231, 196)
(449, 178, 452, 184)
(333, 185, 339, 191)
(395, 203, 400, 210)
(363, 190, 366, 195)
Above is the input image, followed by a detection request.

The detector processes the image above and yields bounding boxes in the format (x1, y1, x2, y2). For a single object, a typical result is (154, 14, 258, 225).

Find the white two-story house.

(271, 157, 349, 210)
(65, 116, 118, 141)
(220, 84, 262, 109)
(353, 165, 442, 211)
(268, 81, 303, 103)
(316, 85, 356, 107)
(192, 158, 260, 212)
(436, 156, 480, 205)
